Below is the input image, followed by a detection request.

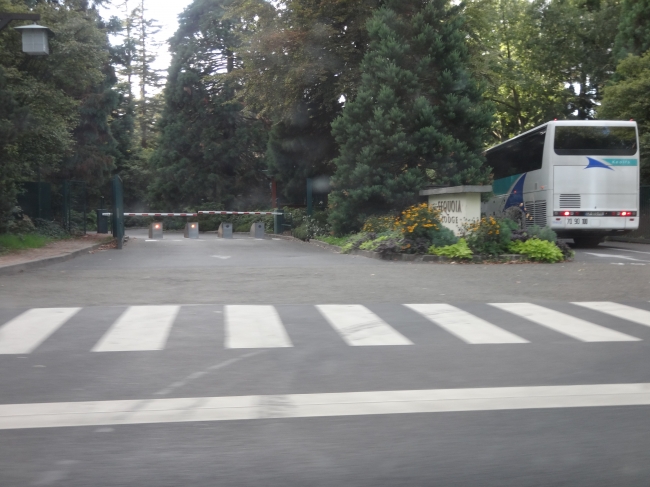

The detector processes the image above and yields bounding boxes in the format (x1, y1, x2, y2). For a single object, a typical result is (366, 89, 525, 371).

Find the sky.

(100, 0, 194, 75)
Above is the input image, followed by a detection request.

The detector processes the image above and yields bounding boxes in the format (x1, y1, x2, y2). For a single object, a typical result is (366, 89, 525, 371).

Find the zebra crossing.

(0, 302, 649, 355)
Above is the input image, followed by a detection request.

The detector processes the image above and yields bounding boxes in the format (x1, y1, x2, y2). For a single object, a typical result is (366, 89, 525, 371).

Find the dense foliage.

(2, 0, 648, 232)
(147, 0, 269, 211)
(328, 0, 493, 235)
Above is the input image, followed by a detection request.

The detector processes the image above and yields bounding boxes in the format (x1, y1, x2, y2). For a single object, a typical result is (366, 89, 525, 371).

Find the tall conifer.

(615, 0, 650, 60)
(149, 0, 268, 210)
(328, 0, 493, 235)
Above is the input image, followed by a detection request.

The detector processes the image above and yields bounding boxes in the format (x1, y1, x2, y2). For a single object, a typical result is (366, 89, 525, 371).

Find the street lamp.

(0, 13, 53, 56)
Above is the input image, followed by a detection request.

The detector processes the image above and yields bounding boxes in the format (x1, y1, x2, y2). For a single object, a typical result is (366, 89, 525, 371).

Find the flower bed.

(314, 204, 573, 263)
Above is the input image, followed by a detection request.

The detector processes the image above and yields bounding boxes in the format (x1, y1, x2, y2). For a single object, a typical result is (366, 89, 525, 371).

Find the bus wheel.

(572, 237, 603, 248)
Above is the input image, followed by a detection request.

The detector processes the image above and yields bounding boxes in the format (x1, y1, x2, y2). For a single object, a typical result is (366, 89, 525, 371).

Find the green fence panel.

(17, 182, 52, 221)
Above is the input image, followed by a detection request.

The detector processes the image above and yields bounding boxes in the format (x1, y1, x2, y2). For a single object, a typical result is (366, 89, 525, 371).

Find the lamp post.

(0, 13, 53, 55)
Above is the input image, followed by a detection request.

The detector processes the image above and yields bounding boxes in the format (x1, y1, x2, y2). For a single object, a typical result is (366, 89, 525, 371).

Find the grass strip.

(0, 234, 52, 252)
(313, 235, 349, 247)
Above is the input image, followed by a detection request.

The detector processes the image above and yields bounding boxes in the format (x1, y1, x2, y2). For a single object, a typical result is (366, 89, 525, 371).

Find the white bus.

(483, 120, 640, 247)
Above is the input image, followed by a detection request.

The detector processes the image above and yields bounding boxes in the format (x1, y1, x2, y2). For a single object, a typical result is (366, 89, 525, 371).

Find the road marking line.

(0, 308, 81, 354)
(405, 304, 528, 344)
(586, 253, 650, 263)
(92, 306, 180, 352)
(606, 248, 650, 256)
(573, 302, 650, 328)
(490, 303, 640, 342)
(224, 305, 293, 348)
(316, 305, 413, 346)
(2, 383, 650, 430)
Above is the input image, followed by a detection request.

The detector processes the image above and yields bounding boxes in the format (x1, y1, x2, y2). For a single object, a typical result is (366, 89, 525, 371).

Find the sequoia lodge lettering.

(436, 200, 462, 213)
(436, 200, 462, 224)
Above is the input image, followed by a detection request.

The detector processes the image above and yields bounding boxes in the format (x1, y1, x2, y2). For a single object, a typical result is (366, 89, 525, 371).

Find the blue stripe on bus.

(585, 158, 614, 170)
(504, 173, 526, 210)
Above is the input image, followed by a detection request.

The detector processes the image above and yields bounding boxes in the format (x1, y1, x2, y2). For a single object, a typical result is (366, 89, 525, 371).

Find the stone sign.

(419, 185, 492, 236)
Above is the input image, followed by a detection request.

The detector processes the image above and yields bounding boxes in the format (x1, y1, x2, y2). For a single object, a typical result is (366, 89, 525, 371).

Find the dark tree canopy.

(148, 0, 268, 211)
(328, 0, 494, 235)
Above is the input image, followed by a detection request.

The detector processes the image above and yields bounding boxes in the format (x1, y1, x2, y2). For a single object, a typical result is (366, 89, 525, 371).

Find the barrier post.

(148, 222, 163, 239)
(184, 222, 199, 239)
(218, 222, 233, 239)
(250, 222, 265, 239)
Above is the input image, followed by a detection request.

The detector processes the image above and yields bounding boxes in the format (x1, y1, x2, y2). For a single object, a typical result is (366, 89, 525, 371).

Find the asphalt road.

(1, 230, 650, 486)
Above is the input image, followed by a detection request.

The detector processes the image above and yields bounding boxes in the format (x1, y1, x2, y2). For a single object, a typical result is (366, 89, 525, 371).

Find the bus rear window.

(554, 126, 637, 156)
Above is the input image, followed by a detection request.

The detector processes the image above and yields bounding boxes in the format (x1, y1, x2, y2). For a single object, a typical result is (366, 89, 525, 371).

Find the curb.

(0, 238, 114, 277)
(348, 249, 526, 263)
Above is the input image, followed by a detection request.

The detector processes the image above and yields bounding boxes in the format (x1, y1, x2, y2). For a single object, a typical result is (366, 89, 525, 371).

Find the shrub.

(510, 228, 529, 242)
(285, 208, 330, 239)
(463, 216, 513, 255)
(509, 238, 564, 262)
(362, 215, 397, 234)
(33, 219, 69, 239)
(396, 203, 442, 242)
(374, 237, 403, 255)
(359, 235, 391, 251)
(341, 232, 376, 253)
(526, 224, 557, 243)
(399, 237, 431, 254)
(292, 223, 309, 241)
(555, 239, 575, 260)
(429, 238, 473, 260)
(430, 226, 458, 247)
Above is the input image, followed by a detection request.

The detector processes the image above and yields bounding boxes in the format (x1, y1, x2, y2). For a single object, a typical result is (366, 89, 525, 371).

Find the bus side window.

(487, 128, 546, 179)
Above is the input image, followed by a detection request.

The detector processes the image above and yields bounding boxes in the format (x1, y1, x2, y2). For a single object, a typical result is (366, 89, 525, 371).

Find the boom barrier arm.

(199, 211, 282, 216)
(102, 211, 283, 216)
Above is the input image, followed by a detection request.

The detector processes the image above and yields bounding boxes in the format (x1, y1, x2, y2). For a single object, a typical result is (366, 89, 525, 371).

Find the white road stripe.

(585, 253, 650, 263)
(92, 306, 180, 352)
(224, 305, 292, 348)
(490, 303, 640, 342)
(573, 302, 650, 328)
(1, 383, 650, 430)
(607, 248, 650, 256)
(316, 305, 412, 346)
(0, 308, 81, 354)
(405, 304, 528, 344)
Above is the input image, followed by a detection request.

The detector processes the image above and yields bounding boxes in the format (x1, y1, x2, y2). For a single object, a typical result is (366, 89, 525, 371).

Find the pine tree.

(149, 0, 268, 210)
(615, 0, 650, 60)
(328, 0, 493, 235)
(133, 0, 163, 148)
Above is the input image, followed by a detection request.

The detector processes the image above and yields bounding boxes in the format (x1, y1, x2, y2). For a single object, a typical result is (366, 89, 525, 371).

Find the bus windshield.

(554, 126, 637, 156)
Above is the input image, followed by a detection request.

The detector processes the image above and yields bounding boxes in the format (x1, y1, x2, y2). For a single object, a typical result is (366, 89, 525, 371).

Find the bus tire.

(572, 237, 603, 248)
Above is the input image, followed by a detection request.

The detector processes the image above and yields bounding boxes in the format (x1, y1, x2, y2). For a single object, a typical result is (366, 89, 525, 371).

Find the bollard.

(250, 221, 265, 239)
(184, 222, 199, 239)
(96, 209, 109, 234)
(218, 222, 233, 239)
(149, 222, 163, 239)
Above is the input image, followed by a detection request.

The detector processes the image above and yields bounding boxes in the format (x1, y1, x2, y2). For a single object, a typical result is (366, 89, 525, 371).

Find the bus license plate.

(567, 218, 588, 225)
